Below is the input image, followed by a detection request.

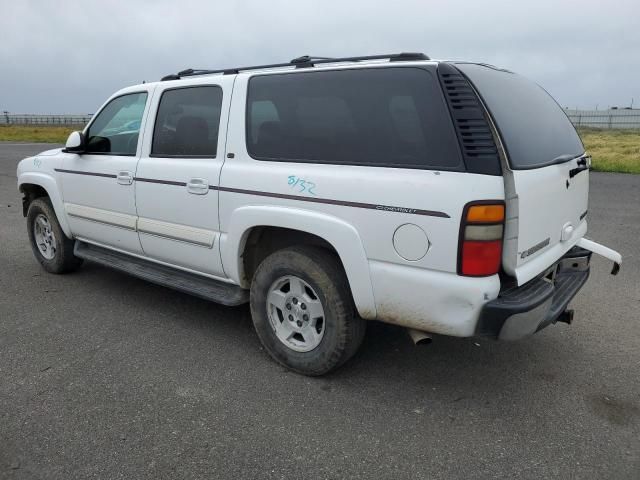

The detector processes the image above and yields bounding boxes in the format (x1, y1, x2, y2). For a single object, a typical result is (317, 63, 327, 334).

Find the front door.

(134, 79, 233, 277)
(60, 89, 152, 254)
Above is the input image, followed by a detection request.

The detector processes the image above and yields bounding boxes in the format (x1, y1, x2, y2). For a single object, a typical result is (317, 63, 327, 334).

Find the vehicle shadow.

(74, 261, 581, 410)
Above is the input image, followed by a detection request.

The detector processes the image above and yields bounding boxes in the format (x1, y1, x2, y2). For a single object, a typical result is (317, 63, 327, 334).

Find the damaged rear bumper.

(577, 237, 622, 275)
(477, 247, 591, 340)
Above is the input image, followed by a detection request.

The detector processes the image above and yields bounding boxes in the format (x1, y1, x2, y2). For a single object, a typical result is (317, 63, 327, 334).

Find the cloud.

(1, 0, 638, 112)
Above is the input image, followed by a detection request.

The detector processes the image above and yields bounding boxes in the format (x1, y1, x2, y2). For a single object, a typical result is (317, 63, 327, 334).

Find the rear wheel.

(250, 246, 366, 376)
(27, 197, 82, 274)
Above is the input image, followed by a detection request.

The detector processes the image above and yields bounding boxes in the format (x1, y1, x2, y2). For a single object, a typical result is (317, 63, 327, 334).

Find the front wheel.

(26, 197, 82, 274)
(250, 246, 366, 376)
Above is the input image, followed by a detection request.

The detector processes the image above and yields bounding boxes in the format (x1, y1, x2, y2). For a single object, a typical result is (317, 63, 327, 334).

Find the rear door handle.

(117, 171, 133, 185)
(187, 178, 209, 195)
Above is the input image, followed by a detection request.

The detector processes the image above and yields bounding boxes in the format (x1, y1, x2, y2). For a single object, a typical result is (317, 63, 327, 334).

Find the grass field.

(577, 128, 640, 174)
(0, 125, 638, 173)
(0, 125, 82, 144)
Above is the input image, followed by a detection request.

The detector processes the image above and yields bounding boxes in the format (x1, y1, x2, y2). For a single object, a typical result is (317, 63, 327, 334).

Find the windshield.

(456, 63, 584, 169)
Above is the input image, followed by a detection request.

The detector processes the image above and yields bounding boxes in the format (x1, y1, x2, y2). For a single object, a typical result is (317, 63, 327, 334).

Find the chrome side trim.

(137, 217, 215, 248)
(65, 203, 137, 230)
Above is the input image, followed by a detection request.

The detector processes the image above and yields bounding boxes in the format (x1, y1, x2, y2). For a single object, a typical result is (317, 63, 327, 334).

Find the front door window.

(85, 92, 148, 155)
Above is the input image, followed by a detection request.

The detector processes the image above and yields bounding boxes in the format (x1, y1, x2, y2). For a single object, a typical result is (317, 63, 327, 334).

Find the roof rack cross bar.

(161, 52, 430, 81)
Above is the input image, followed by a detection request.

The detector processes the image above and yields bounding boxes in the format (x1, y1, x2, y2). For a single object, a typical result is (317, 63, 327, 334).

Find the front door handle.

(187, 178, 209, 195)
(117, 171, 133, 185)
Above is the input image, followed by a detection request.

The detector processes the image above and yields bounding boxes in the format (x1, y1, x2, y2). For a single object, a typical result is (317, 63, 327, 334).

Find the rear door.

(458, 63, 588, 285)
(134, 78, 233, 277)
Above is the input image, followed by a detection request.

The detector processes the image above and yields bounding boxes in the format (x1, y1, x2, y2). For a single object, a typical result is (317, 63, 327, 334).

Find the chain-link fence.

(564, 109, 639, 129)
(1, 113, 92, 126)
(2, 109, 639, 129)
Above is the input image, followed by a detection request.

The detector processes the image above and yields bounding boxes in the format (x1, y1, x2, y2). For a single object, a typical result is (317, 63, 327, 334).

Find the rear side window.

(246, 68, 462, 170)
(456, 64, 584, 169)
(152, 86, 223, 157)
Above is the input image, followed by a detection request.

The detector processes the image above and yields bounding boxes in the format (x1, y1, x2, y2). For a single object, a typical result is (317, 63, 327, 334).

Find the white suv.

(17, 53, 621, 375)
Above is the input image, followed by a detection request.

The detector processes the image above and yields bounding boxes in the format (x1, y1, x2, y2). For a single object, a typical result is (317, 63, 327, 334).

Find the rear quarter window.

(456, 63, 584, 169)
(246, 67, 462, 170)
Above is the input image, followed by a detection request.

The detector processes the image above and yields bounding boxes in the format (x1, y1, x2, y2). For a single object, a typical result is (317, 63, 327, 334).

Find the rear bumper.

(476, 247, 591, 340)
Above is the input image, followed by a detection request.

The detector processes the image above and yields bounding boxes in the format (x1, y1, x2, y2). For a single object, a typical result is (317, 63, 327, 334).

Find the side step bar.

(74, 241, 249, 306)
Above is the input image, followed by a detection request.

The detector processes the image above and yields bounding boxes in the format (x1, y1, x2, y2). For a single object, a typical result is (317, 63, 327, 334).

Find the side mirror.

(63, 131, 85, 153)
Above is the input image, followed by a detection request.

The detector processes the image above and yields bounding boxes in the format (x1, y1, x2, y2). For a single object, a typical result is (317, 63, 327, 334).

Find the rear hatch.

(457, 63, 589, 285)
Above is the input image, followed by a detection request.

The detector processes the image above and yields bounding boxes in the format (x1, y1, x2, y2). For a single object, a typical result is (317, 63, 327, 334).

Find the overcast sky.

(1, 0, 638, 113)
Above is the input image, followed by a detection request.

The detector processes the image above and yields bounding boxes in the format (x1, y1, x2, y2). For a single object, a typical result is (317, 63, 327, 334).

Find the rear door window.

(246, 68, 462, 170)
(152, 86, 223, 158)
(456, 63, 584, 169)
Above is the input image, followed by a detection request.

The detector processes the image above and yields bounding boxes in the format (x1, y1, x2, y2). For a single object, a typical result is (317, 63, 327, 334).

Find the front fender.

(221, 205, 377, 319)
(18, 171, 71, 238)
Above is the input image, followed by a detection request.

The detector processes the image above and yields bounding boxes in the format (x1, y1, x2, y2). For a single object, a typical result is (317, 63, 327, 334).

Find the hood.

(37, 147, 64, 157)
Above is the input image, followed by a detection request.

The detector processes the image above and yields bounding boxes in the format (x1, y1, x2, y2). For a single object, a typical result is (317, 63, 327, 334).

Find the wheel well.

(20, 184, 49, 217)
(241, 226, 341, 285)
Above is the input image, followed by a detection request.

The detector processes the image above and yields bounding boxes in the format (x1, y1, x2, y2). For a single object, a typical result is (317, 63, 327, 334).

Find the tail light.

(458, 201, 505, 276)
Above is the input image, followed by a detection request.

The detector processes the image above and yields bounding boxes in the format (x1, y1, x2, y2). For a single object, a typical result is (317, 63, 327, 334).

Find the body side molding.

(65, 203, 137, 230)
(137, 217, 215, 247)
(65, 203, 217, 248)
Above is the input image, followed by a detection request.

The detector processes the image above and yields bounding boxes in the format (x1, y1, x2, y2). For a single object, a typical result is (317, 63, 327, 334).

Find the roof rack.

(160, 52, 429, 81)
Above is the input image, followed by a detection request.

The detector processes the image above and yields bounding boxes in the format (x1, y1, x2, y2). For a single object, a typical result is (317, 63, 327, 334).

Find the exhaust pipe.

(407, 328, 433, 346)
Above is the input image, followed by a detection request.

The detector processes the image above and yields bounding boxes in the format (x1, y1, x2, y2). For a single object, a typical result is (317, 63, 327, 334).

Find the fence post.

(608, 114, 612, 129)
(3, 111, 9, 124)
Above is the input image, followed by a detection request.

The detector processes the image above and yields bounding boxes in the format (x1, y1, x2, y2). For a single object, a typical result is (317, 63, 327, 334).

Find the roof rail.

(160, 52, 430, 81)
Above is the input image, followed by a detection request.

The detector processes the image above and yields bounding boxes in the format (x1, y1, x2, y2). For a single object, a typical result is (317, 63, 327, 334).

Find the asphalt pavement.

(1, 143, 639, 479)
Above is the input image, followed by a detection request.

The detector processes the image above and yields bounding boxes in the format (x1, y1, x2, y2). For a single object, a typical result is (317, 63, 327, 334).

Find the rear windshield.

(246, 67, 462, 170)
(456, 63, 584, 169)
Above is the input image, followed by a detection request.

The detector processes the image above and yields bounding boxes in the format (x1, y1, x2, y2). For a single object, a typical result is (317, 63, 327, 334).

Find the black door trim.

(54, 169, 450, 218)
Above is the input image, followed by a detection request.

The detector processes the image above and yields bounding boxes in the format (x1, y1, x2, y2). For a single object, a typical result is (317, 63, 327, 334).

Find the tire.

(27, 197, 83, 274)
(250, 246, 366, 376)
